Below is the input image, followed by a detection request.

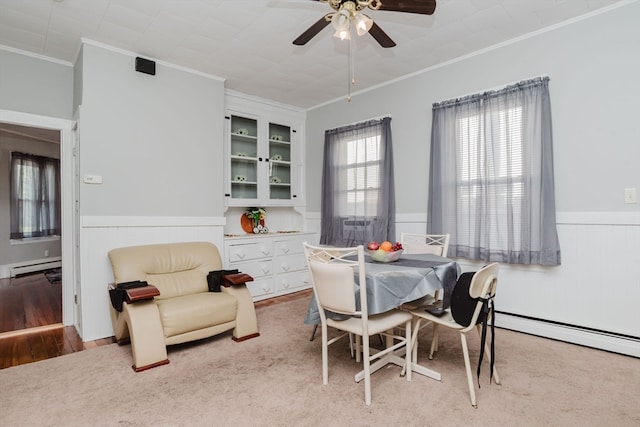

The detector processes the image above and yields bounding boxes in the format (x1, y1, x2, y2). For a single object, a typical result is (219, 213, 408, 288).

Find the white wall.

(76, 42, 228, 340)
(0, 49, 73, 119)
(305, 2, 640, 355)
(79, 42, 226, 217)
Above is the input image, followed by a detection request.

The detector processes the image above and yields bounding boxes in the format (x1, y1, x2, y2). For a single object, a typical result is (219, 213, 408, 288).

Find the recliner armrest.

(124, 285, 160, 303)
(221, 273, 254, 287)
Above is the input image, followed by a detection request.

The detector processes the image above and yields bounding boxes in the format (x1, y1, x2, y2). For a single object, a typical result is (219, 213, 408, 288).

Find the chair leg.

(321, 324, 329, 385)
(310, 324, 318, 341)
(460, 333, 478, 408)
(348, 333, 358, 359)
(362, 333, 372, 406)
(429, 323, 439, 360)
(411, 318, 422, 365)
(405, 320, 412, 382)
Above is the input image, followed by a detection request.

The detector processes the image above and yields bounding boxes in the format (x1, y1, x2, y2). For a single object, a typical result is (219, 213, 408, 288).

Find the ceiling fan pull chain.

(350, 33, 355, 85)
(347, 34, 353, 102)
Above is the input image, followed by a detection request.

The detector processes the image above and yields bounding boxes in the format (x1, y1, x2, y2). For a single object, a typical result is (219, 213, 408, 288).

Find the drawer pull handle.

(282, 247, 290, 254)
(236, 251, 246, 259)
(261, 248, 271, 256)
(281, 263, 290, 272)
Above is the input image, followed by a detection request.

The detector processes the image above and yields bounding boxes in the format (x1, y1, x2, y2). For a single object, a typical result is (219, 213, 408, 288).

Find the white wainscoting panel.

(306, 210, 640, 356)
(79, 216, 225, 342)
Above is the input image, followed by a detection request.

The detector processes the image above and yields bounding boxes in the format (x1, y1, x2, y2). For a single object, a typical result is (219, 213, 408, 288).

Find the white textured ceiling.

(0, 0, 628, 109)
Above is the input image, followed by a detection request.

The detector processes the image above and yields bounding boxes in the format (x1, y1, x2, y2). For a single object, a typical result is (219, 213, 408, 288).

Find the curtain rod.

(441, 74, 550, 105)
(329, 114, 392, 132)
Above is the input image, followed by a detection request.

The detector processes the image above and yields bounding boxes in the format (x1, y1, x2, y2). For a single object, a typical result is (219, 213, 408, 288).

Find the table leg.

(354, 328, 441, 383)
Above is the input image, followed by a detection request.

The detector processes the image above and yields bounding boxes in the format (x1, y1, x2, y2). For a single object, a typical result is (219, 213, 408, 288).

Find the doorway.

(0, 122, 61, 335)
(0, 110, 77, 335)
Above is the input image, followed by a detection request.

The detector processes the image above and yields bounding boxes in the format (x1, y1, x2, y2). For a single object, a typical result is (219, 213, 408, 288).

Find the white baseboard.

(495, 312, 639, 358)
(1, 257, 62, 279)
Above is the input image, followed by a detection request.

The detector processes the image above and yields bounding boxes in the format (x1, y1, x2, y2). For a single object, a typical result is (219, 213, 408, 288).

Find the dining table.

(303, 252, 461, 381)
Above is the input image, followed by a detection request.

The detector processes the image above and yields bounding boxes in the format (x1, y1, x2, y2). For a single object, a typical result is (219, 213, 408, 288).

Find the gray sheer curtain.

(10, 152, 61, 239)
(429, 77, 561, 265)
(320, 117, 395, 247)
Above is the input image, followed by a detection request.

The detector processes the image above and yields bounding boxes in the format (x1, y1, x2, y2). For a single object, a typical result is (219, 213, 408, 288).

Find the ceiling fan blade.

(368, 22, 396, 48)
(293, 15, 330, 45)
(377, 0, 437, 15)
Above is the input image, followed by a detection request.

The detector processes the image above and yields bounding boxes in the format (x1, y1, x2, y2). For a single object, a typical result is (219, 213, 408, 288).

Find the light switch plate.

(83, 174, 103, 184)
(624, 188, 637, 204)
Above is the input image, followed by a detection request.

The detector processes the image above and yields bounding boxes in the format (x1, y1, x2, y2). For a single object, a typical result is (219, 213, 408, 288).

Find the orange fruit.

(379, 241, 393, 252)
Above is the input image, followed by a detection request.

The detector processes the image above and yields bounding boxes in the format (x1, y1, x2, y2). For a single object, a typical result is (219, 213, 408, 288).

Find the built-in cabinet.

(224, 232, 314, 301)
(224, 93, 305, 207)
(223, 93, 311, 301)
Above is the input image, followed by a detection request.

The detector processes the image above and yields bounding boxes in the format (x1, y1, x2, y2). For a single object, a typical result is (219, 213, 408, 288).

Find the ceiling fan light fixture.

(334, 28, 351, 41)
(354, 13, 373, 36)
(331, 9, 350, 31)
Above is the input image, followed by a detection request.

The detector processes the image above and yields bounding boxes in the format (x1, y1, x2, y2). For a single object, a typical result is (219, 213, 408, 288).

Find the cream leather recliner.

(108, 241, 259, 371)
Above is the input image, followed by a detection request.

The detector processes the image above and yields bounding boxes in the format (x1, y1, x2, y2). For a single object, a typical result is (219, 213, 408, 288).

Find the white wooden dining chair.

(399, 232, 451, 307)
(398, 233, 451, 352)
(409, 263, 501, 408)
(303, 242, 413, 406)
(401, 233, 450, 257)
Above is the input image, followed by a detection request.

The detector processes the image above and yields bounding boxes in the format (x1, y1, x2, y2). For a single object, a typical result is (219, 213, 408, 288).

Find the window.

(320, 117, 396, 247)
(429, 77, 561, 265)
(10, 152, 61, 239)
(338, 129, 381, 217)
(458, 106, 524, 249)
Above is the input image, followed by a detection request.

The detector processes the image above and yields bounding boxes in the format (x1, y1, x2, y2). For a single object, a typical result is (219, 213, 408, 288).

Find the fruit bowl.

(367, 249, 404, 263)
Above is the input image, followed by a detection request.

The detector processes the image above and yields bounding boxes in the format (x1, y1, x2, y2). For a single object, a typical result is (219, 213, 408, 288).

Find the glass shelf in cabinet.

(231, 155, 258, 162)
(231, 133, 257, 141)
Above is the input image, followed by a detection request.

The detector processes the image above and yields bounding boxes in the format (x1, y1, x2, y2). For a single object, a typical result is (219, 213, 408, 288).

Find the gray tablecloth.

(303, 253, 460, 325)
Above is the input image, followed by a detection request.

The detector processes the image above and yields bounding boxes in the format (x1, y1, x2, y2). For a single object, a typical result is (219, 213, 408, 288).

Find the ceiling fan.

(292, 0, 437, 48)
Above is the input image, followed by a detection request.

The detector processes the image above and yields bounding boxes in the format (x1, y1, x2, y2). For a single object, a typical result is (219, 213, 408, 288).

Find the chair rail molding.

(304, 210, 640, 356)
(78, 215, 227, 342)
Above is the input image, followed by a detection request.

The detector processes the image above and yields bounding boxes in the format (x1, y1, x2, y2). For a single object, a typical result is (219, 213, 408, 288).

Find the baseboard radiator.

(9, 257, 62, 278)
(495, 311, 640, 358)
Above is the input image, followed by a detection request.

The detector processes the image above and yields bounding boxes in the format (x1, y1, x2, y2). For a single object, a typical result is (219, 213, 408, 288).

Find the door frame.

(0, 109, 77, 328)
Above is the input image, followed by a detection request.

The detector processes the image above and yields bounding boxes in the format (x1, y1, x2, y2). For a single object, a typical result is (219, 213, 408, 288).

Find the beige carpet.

(1, 297, 638, 427)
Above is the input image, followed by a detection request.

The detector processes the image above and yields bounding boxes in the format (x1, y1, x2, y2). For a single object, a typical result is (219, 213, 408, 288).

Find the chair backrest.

(303, 242, 369, 320)
(108, 241, 222, 300)
(400, 233, 451, 257)
(455, 263, 499, 329)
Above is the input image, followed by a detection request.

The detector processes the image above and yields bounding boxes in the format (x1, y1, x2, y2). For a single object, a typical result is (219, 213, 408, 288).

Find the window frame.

(10, 151, 61, 240)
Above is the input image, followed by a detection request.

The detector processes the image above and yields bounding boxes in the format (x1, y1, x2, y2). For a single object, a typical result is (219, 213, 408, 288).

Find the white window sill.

(10, 236, 61, 245)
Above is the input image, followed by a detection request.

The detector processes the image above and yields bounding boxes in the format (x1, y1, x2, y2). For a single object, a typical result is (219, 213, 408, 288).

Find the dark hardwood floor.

(0, 274, 312, 370)
(0, 271, 62, 333)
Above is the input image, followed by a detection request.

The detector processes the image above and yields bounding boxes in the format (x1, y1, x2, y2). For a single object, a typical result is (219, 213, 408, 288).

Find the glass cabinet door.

(268, 122, 291, 200)
(230, 115, 258, 200)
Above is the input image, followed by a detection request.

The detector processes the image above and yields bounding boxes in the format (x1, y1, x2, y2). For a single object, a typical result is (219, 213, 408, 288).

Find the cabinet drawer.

(274, 253, 307, 274)
(231, 260, 272, 279)
(227, 241, 273, 263)
(275, 271, 310, 293)
(274, 237, 306, 256)
(246, 278, 275, 299)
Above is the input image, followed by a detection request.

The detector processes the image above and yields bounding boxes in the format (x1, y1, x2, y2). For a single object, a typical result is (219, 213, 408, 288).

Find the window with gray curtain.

(428, 77, 561, 265)
(320, 117, 395, 247)
(10, 152, 61, 239)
